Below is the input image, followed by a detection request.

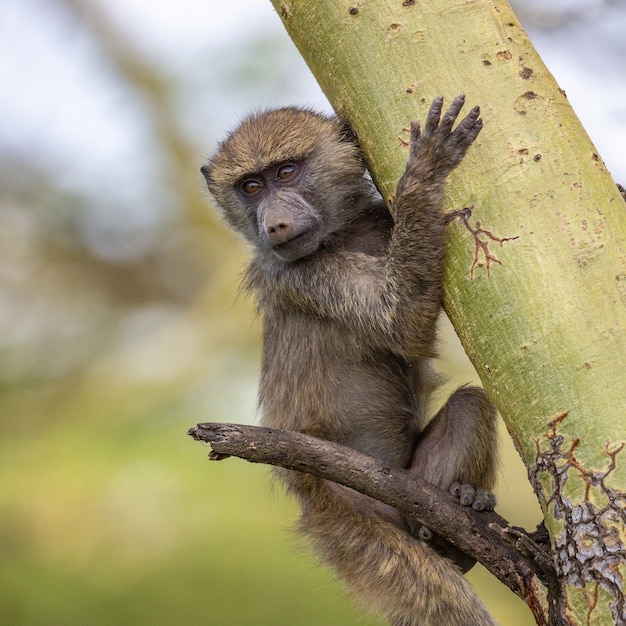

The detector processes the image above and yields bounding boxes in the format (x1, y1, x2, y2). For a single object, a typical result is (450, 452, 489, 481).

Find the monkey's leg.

(294, 474, 498, 626)
(406, 386, 498, 571)
(410, 385, 497, 494)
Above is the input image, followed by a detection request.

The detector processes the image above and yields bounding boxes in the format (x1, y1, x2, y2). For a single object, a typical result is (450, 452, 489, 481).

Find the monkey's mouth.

(272, 231, 321, 262)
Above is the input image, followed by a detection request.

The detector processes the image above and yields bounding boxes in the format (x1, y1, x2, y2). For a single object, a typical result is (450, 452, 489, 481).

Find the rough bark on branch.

(189, 421, 558, 624)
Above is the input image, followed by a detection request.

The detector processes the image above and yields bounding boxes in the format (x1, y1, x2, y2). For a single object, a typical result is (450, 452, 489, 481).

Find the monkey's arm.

(385, 95, 482, 355)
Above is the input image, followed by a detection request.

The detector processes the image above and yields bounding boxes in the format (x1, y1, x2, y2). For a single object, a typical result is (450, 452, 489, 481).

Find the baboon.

(202, 95, 499, 626)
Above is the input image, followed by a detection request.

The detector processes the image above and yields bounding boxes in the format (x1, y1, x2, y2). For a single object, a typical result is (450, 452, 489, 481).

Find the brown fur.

(202, 96, 499, 626)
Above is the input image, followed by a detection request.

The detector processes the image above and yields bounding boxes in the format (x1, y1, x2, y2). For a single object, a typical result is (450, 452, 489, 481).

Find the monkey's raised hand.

(408, 94, 482, 178)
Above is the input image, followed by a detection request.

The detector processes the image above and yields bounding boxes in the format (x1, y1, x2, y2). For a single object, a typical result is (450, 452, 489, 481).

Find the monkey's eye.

(276, 163, 299, 181)
(240, 178, 262, 196)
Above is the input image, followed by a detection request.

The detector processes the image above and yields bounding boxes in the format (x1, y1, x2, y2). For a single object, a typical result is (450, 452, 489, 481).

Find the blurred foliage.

(0, 0, 545, 624)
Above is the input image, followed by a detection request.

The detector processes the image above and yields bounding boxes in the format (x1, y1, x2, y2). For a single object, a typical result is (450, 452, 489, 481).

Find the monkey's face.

(235, 160, 327, 262)
(202, 107, 371, 262)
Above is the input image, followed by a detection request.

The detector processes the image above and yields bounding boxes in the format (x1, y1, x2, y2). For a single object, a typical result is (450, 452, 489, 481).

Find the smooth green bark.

(270, 0, 626, 623)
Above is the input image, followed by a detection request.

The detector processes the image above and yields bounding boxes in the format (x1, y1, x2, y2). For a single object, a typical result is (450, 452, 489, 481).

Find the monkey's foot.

(416, 524, 477, 573)
(416, 482, 496, 573)
(449, 481, 497, 512)
(415, 481, 495, 542)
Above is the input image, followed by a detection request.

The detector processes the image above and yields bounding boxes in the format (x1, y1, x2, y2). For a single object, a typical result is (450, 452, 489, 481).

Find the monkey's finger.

(455, 106, 482, 137)
(448, 112, 482, 156)
(424, 95, 444, 134)
(408, 120, 422, 158)
(455, 116, 483, 147)
(440, 93, 466, 133)
(458, 105, 481, 130)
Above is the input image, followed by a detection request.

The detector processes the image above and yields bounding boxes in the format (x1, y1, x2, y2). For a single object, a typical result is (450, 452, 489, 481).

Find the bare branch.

(188, 421, 559, 623)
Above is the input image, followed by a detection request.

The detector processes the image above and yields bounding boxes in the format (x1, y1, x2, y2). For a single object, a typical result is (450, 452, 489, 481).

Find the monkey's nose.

(268, 221, 289, 235)
(263, 210, 296, 246)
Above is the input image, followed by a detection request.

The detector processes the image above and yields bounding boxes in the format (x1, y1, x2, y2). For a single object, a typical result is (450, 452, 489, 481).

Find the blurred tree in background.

(0, 1, 624, 624)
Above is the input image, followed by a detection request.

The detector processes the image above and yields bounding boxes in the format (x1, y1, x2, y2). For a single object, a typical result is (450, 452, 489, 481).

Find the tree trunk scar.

(528, 412, 626, 623)
(446, 205, 519, 278)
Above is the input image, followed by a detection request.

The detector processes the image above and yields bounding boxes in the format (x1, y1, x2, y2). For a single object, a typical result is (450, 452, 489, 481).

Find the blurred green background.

(1, 1, 624, 624)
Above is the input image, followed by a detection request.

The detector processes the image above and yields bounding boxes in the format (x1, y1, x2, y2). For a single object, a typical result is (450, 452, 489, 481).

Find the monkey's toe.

(449, 482, 496, 511)
(472, 488, 497, 512)
(417, 524, 434, 541)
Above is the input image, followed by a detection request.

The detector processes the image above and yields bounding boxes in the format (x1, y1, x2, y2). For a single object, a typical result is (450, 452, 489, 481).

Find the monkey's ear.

(339, 121, 358, 145)
(200, 164, 214, 186)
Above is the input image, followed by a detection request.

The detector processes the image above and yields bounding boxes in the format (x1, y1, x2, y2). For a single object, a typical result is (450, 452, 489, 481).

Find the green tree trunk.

(269, 0, 626, 623)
